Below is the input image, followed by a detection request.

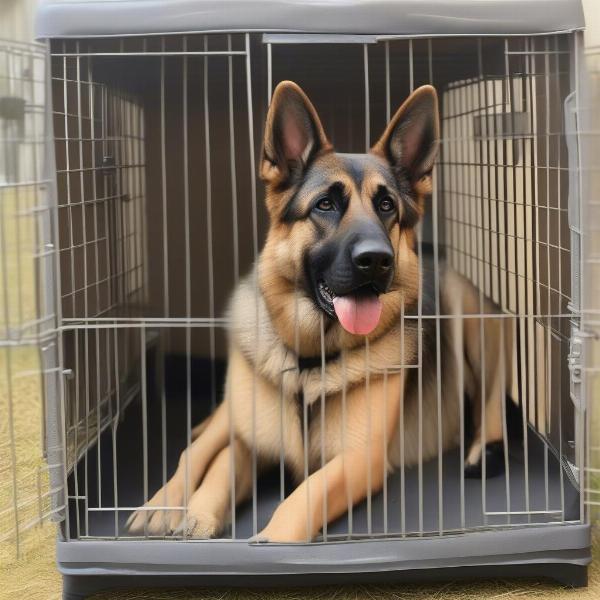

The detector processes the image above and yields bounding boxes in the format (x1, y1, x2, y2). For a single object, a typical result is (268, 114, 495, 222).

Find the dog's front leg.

(126, 398, 231, 535)
(256, 372, 403, 543)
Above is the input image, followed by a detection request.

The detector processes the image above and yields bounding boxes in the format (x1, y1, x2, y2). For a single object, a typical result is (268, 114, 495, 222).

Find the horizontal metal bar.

(0, 332, 57, 347)
(504, 50, 570, 55)
(87, 506, 186, 512)
(262, 33, 377, 45)
(0, 180, 51, 189)
(59, 312, 575, 326)
(52, 51, 247, 58)
(484, 510, 563, 516)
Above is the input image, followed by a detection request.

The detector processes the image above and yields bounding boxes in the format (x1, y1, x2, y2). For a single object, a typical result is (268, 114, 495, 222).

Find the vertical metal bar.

(112, 327, 120, 537)
(543, 35, 552, 512)
(573, 30, 586, 527)
(301, 296, 311, 540)
(141, 37, 149, 302)
(78, 331, 85, 539)
(477, 38, 488, 526)
(493, 55, 506, 310)
(62, 43, 76, 319)
(140, 327, 149, 536)
(160, 38, 169, 318)
(383, 42, 391, 534)
(522, 38, 533, 520)
(525, 37, 538, 440)
(407, 39, 423, 536)
(113, 80, 125, 311)
(245, 32, 260, 536)
(520, 37, 536, 518)
(364, 44, 370, 151)
(228, 35, 240, 284)
(183, 35, 193, 538)
(428, 38, 444, 536)
(157, 45, 169, 534)
(385, 41, 391, 123)
(340, 350, 351, 537)
(279, 373, 286, 504)
(267, 42, 273, 102)
(554, 34, 565, 523)
(382, 369, 388, 536)
(408, 40, 414, 93)
(399, 300, 406, 537)
(227, 33, 238, 537)
(203, 35, 217, 411)
(365, 338, 372, 536)
(500, 319, 511, 523)
(101, 84, 112, 312)
(320, 314, 327, 540)
(456, 298, 466, 530)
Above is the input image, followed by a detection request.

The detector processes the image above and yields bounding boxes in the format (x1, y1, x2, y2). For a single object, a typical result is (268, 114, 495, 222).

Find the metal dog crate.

(29, 0, 599, 597)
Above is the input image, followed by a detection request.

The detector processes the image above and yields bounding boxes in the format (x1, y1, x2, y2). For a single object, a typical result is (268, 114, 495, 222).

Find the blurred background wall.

(0, 0, 37, 43)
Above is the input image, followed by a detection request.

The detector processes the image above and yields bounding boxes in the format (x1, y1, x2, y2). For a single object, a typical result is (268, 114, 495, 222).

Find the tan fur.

(127, 83, 513, 542)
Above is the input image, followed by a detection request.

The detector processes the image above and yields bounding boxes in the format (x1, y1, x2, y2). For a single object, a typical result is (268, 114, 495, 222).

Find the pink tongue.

(333, 294, 382, 335)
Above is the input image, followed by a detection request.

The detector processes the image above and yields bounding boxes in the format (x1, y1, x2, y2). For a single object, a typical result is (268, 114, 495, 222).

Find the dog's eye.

(315, 197, 334, 212)
(378, 196, 395, 213)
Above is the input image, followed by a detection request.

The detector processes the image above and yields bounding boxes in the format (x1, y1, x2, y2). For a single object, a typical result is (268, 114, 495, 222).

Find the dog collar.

(297, 351, 340, 373)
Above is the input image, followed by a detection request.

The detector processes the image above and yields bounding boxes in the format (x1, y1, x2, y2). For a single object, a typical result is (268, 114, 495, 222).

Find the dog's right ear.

(261, 81, 331, 188)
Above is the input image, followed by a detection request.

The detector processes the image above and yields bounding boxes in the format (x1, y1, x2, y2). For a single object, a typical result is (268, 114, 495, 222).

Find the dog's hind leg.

(126, 398, 231, 535)
(443, 268, 514, 479)
(463, 313, 514, 478)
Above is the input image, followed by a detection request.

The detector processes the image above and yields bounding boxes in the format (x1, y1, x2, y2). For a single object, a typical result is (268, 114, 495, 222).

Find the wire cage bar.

(4, 21, 596, 597)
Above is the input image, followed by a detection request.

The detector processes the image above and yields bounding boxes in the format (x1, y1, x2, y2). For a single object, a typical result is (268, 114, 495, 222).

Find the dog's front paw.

(172, 511, 221, 539)
(125, 479, 185, 535)
(253, 521, 312, 543)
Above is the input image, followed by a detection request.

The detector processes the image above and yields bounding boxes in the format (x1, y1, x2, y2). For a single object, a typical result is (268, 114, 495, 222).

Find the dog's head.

(258, 81, 439, 352)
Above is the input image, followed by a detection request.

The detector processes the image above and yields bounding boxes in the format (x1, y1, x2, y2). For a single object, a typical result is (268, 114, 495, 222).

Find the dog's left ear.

(372, 85, 440, 187)
(261, 81, 331, 188)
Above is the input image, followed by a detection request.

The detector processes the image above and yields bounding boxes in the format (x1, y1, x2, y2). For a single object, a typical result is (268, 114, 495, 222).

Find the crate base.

(58, 524, 591, 598)
(62, 566, 588, 599)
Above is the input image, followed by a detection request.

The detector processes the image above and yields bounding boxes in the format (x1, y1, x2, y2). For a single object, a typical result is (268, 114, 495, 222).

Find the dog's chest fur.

(225, 262, 463, 477)
(227, 268, 420, 405)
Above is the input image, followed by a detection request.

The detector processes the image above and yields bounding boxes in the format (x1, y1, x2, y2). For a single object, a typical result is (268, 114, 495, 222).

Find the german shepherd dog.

(127, 81, 513, 542)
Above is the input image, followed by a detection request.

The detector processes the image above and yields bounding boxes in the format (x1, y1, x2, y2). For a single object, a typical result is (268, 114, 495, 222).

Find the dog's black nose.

(351, 240, 394, 278)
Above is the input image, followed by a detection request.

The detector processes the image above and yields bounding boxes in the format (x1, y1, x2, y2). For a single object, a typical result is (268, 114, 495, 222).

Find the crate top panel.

(36, 0, 584, 39)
